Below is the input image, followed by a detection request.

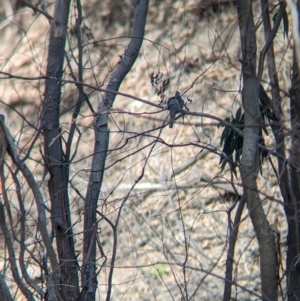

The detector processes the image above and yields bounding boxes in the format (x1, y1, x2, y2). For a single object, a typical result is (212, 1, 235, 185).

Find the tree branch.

(80, 1, 149, 300)
(0, 200, 35, 301)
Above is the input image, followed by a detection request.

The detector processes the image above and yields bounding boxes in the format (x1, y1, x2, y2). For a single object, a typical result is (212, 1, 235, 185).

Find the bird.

(167, 91, 184, 128)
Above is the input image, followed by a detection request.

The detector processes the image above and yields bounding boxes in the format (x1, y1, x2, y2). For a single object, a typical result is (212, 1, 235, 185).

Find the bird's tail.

(169, 106, 176, 128)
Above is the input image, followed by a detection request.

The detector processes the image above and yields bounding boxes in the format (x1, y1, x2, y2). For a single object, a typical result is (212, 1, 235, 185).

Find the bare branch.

(0, 273, 13, 301)
(0, 111, 61, 293)
(257, 1, 286, 82)
(0, 200, 35, 301)
(223, 196, 245, 301)
(10, 168, 44, 297)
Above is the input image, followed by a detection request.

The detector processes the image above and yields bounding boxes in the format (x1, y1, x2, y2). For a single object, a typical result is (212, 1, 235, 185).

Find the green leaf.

(231, 163, 237, 178)
(272, 11, 278, 24)
(220, 158, 227, 172)
(235, 106, 242, 124)
(259, 84, 269, 106)
(220, 117, 232, 145)
(235, 134, 243, 151)
(273, 6, 288, 38)
(219, 108, 244, 178)
(283, 7, 289, 38)
(259, 84, 273, 122)
(220, 132, 234, 163)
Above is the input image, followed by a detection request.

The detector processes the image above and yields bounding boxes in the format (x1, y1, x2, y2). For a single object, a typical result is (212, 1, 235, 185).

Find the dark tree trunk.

(287, 49, 300, 300)
(42, 1, 79, 300)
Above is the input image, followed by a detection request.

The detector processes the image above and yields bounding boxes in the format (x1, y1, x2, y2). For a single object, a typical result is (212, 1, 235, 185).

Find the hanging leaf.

(218, 116, 230, 129)
(235, 106, 242, 124)
(283, 6, 289, 38)
(272, 6, 288, 39)
(219, 107, 244, 177)
(220, 117, 232, 145)
(272, 11, 278, 24)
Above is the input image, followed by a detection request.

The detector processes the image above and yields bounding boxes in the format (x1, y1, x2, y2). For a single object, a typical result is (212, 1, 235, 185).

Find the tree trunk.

(287, 49, 300, 300)
(236, 1, 277, 300)
(80, 1, 150, 301)
(42, 0, 79, 300)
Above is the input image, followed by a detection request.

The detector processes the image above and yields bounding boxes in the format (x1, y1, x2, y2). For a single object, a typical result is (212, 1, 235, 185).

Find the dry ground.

(0, 0, 289, 300)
